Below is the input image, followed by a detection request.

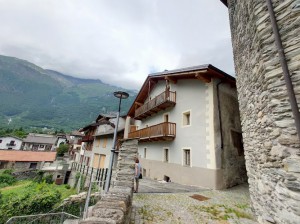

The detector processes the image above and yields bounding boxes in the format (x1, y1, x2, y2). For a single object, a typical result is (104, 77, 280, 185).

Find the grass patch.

(188, 204, 254, 221)
(1, 180, 76, 202)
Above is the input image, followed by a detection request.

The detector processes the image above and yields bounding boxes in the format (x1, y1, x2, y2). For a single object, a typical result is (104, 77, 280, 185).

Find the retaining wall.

(79, 139, 138, 224)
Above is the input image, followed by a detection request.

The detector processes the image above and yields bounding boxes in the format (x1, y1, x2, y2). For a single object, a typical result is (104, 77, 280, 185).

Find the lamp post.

(104, 91, 129, 192)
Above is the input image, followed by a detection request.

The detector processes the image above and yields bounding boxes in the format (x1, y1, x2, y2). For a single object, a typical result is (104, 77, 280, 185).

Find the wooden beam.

(165, 76, 177, 84)
(135, 102, 143, 106)
(195, 74, 211, 83)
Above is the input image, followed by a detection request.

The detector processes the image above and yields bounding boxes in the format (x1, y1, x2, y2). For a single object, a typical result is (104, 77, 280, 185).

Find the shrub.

(65, 184, 71, 189)
(43, 174, 54, 184)
(56, 144, 69, 156)
(0, 173, 16, 188)
(33, 170, 45, 183)
(0, 184, 62, 223)
(2, 169, 13, 175)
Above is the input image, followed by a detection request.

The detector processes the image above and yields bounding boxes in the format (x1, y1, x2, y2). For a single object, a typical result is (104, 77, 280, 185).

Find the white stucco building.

(124, 64, 247, 189)
(22, 133, 56, 151)
(77, 114, 125, 169)
(0, 136, 23, 150)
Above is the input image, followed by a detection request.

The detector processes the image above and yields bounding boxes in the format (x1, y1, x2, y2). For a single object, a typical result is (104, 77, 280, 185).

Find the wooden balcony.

(128, 122, 176, 142)
(135, 90, 176, 120)
(81, 135, 94, 142)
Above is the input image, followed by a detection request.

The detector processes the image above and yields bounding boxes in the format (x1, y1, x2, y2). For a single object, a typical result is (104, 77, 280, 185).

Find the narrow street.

(131, 179, 257, 224)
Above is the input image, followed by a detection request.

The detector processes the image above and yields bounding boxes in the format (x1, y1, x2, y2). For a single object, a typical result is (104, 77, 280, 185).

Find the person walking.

(134, 158, 142, 193)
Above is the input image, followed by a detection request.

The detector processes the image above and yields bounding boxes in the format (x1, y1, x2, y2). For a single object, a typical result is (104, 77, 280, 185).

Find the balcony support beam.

(165, 76, 177, 84)
(195, 73, 211, 83)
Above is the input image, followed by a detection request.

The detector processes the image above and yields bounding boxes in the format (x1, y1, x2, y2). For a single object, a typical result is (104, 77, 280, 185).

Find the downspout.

(217, 80, 224, 150)
(266, 0, 300, 141)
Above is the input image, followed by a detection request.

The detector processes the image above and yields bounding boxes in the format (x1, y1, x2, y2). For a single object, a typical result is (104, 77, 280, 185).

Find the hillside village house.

(22, 133, 57, 151)
(0, 136, 23, 150)
(55, 133, 69, 148)
(92, 114, 125, 169)
(0, 150, 56, 170)
(124, 64, 247, 189)
(69, 130, 84, 160)
(77, 114, 125, 169)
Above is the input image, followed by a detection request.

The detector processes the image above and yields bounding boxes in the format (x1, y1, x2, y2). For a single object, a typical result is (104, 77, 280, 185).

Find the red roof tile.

(0, 150, 56, 162)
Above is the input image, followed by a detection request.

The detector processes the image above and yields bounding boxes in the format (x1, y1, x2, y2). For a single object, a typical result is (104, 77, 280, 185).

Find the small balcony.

(6, 143, 16, 147)
(128, 122, 176, 142)
(135, 90, 176, 120)
(81, 135, 94, 142)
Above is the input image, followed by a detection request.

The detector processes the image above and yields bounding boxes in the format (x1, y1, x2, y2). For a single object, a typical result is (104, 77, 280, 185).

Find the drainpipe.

(266, 0, 300, 141)
(217, 80, 224, 150)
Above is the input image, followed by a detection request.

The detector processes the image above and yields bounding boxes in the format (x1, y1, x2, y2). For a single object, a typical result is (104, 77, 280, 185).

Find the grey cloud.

(0, 0, 234, 89)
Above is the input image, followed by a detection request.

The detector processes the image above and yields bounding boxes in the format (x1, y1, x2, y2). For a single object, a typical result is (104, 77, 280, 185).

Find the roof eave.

(220, 0, 228, 7)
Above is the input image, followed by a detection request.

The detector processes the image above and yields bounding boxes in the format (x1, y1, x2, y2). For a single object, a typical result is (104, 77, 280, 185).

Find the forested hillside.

(0, 55, 136, 131)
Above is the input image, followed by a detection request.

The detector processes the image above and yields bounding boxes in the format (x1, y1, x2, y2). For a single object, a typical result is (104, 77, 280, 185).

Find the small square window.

(183, 149, 191, 166)
(163, 148, 169, 162)
(183, 111, 191, 126)
(0, 140, 2, 143)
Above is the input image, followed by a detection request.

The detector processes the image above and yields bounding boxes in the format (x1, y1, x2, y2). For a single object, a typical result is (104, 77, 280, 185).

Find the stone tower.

(221, 0, 300, 223)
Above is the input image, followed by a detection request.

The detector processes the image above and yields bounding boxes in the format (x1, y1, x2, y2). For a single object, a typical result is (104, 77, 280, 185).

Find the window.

(183, 149, 191, 166)
(163, 148, 169, 162)
(144, 148, 147, 158)
(96, 138, 101, 147)
(10, 140, 15, 145)
(102, 138, 107, 148)
(29, 163, 38, 169)
(183, 111, 191, 126)
(164, 114, 169, 123)
(39, 145, 44, 148)
(0, 140, 2, 143)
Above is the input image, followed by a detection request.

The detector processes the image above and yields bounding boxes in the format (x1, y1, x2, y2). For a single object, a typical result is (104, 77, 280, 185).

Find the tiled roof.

(23, 133, 57, 144)
(0, 150, 56, 162)
(70, 130, 84, 137)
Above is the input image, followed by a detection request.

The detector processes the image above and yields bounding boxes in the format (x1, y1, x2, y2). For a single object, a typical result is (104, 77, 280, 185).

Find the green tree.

(56, 143, 69, 156)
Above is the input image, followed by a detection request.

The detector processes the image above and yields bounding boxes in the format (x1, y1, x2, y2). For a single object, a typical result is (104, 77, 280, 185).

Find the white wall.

(90, 135, 114, 168)
(0, 137, 23, 150)
(134, 79, 212, 169)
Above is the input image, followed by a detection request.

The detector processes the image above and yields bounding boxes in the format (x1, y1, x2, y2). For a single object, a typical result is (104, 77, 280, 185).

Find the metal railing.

(71, 162, 108, 188)
(6, 212, 79, 224)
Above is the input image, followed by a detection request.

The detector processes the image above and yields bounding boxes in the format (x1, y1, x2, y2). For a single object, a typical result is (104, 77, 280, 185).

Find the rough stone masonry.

(224, 0, 300, 223)
(80, 139, 138, 224)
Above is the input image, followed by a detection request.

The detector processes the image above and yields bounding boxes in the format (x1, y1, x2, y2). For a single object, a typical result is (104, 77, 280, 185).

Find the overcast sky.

(0, 0, 233, 89)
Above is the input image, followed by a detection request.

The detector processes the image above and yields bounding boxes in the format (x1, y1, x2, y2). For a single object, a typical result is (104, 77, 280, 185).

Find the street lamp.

(104, 91, 129, 192)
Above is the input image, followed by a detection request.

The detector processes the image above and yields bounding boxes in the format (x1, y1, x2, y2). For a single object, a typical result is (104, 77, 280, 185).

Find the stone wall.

(80, 139, 138, 224)
(226, 0, 300, 223)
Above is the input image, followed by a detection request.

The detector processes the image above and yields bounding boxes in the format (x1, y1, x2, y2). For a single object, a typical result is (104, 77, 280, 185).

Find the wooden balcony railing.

(81, 135, 94, 142)
(128, 122, 176, 142)
(135, 90, 176, 119)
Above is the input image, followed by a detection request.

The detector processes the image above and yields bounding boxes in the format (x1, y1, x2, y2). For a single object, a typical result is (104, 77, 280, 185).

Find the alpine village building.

(124, 64, 247, 189)
(77, 114, 125, 169)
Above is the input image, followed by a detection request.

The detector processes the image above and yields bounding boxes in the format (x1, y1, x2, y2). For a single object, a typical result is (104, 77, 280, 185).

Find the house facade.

(0, 150, 56, 170)
(91, 115, 125, 169)
(76, 114, 125, 169)
(22, 133, 57, 151)
(0, 136, 23, 150)
(69, 130, 84, 161)
(124, 64, 247, 189)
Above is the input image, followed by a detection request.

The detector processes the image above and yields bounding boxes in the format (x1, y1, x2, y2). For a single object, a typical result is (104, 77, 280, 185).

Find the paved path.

(137, 178, 205, 193)
(131, 179, 257, 224)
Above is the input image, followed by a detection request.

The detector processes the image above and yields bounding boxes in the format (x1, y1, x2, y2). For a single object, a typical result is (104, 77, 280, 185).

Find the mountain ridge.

(0, 55, 135, 131)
